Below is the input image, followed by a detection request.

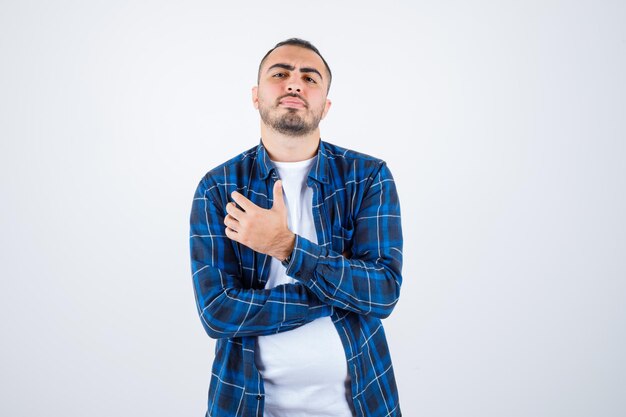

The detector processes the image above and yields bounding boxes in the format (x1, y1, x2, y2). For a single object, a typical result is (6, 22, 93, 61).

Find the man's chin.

(275, 125, 310, 136)
(260, 108, 319, 136)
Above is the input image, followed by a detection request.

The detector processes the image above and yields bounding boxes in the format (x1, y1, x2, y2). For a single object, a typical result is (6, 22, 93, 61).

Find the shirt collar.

(256, 139, 330, 184)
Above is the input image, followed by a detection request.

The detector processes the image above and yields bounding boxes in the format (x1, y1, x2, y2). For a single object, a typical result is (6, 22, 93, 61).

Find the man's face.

(253, 45, 332, 137)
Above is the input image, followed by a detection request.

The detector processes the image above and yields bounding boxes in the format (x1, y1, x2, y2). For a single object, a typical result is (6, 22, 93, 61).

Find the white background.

(1, 1, 625, 416)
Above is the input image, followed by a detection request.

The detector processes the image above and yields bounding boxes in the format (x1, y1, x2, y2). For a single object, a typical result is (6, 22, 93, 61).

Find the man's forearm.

(283, 234, 402, 319)
(193, 266, 332, 339)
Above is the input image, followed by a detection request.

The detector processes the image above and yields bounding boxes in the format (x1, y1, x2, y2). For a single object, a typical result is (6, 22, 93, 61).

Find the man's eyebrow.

(300, 67, 323, 80)
(267, 63, 323, 80)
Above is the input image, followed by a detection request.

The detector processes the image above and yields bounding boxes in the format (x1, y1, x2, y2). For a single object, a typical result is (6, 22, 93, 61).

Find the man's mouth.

(279, 97, 306, 108)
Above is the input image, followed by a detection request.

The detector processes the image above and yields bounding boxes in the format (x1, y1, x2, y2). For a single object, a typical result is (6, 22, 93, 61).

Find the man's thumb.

(272, 180, 286, 211)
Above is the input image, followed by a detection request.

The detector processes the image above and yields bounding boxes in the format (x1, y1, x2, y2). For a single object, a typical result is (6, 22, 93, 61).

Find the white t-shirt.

(255, 156, 354, 417)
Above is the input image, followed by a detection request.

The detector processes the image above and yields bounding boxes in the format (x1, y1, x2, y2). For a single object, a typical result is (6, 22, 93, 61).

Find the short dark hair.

(257, 38, 332, 93)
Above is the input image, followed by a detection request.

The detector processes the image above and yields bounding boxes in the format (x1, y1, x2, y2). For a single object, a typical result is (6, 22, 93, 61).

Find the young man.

(190, 38, 403, 417)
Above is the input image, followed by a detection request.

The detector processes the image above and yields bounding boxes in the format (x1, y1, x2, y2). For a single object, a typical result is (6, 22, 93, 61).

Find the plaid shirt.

(190, 140, 403, 417)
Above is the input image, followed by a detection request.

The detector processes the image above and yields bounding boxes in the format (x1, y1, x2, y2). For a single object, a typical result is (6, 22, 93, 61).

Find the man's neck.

(260, 123, 320, 162)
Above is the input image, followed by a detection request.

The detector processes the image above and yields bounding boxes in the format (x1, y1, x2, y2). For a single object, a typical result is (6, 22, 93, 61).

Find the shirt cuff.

(284, 234, 323, 285)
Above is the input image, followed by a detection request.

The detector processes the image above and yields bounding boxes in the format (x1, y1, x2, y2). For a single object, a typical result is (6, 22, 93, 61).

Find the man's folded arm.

(190, 178, 330, 340)
(284, 162, 403, 319)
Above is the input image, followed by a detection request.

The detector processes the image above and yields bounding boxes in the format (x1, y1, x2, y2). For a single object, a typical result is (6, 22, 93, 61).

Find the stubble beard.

(259, 103, 323, 137)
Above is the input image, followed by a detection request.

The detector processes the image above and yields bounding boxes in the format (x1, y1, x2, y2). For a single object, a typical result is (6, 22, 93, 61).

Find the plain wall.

(1, 0, 625, 416)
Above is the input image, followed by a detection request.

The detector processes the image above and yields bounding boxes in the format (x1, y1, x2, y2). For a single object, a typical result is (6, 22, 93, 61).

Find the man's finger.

(231, 191, 255, 211)
(271, 180, 286, 212)
(225, 201, 245, 221)
(224, 226, 238, 241)
(224, 214, 239, 232)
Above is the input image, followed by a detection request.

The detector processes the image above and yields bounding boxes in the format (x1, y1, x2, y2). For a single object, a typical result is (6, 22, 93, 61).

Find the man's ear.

(321, 99, 332, 120)
(252, 86, 259, 109)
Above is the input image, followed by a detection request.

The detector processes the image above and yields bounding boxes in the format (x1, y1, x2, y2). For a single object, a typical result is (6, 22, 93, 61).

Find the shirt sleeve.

(284, 162, 403, 319)
(190, 177, 332, 339)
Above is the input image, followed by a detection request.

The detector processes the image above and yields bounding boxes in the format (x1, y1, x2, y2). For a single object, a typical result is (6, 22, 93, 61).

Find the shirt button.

(256, 395, 262, 400)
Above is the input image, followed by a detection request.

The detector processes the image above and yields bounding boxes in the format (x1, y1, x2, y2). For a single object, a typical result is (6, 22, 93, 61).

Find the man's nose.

(286, 80, 302, 93)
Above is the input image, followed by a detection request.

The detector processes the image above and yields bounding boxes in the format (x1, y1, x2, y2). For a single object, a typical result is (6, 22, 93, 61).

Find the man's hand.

(224, 180, 295, 261)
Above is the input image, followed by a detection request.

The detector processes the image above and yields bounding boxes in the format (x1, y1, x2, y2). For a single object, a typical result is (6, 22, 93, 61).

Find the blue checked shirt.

(190, 140, 403, 417)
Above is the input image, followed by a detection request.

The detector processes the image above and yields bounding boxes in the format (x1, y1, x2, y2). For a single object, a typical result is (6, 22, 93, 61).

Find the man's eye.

(305, 77, 317, 83)
(273, 73, 286, 78)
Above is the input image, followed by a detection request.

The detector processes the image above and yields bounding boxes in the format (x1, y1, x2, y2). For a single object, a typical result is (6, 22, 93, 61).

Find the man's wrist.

(279, 232, 295, 264)
(281, 252, 292, 267)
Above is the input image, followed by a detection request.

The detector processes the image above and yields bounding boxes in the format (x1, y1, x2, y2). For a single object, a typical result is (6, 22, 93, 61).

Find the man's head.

(253, 38, 332, 137)
(257, 38, 332, 93)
